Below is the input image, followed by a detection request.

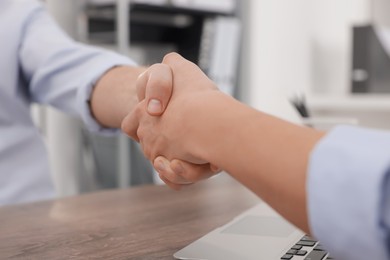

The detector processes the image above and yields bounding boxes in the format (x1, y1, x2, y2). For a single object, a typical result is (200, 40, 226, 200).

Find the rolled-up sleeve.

(308, 125, 390, 260)
(18, 2, 136, 134)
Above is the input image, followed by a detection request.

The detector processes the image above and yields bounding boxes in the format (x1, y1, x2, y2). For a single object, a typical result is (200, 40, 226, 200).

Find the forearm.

(190, 92, 325, 233)
(90, 66, 146, 128)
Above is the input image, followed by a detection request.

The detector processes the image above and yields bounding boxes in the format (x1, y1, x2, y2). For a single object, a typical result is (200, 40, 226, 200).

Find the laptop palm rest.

(174, 203, 304, 260)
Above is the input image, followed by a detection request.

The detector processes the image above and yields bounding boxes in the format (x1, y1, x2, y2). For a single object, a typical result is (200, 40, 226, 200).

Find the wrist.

(183, 91, 248, 166)
(91, 66, 145, 128)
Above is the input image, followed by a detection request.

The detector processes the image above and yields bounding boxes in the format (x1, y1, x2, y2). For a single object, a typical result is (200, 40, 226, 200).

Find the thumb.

(137, 63, 173, 116)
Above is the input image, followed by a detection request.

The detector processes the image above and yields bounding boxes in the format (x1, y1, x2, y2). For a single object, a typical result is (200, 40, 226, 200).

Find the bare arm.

(124, 53, 326, 233)
(178, 91, 325, 233)
(90, 66, 145, 128)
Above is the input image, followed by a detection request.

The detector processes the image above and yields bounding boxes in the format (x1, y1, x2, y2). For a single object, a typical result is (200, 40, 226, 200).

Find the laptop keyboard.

(280, 236, 333, 260)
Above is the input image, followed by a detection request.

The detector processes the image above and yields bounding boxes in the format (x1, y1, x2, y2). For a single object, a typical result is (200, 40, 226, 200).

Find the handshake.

(121, 53, 227, 190)
(118, 53, 324, 234)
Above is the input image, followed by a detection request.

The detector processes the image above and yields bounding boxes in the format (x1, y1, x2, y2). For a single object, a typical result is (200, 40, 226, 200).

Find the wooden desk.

(0, 174, 259, 259)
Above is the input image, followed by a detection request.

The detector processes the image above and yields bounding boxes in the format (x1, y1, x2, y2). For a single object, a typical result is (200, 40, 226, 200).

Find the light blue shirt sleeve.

(19, 2, 136, 134)
(308, 125, 390, 260)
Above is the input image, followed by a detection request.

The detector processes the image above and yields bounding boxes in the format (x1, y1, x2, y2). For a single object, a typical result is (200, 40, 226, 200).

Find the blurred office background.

(33, 0, 390, 198)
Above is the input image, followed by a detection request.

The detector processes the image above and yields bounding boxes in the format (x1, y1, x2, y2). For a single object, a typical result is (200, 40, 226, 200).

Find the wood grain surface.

(0, 174, 260, 259)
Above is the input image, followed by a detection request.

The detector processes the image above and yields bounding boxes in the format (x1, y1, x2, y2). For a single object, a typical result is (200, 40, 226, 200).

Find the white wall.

(308, 0, 371, 96)
(240, 0, 311, 122)
(241, 0, 371, 121)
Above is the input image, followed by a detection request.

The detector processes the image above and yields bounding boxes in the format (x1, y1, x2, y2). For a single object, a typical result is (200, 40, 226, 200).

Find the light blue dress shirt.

(309, 125, 390, 260)
(0, 0, 134, 205)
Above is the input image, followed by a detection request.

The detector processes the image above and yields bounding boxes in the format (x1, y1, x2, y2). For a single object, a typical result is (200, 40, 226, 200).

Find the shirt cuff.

(308, 125, 390, 260)
(76, 50, 136, 135)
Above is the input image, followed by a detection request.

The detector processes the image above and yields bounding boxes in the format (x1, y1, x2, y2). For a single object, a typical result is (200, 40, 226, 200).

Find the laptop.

(174, 202, 331, 260)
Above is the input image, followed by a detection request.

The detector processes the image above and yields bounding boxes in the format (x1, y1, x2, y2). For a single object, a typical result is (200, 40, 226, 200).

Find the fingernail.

(210, 164, 221, 173)
(156, 160, 165, 172)
(148, 99, 162, 114)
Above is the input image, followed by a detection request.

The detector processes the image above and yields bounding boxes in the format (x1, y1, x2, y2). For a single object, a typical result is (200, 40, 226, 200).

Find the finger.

(162, 52, 199, 76)
(137, 64, 173, 116)
(121, 100, 146, 142)
(163, 52, 218, 90)
(162, 52, 210, 82)
(162, 52, 187, 70)
(154, 156, 218, 184)
(210, 164, 222, 173)
(154, 157, 193, 185)
(159, 174, 193, 191)
(170, 159, 218, 183)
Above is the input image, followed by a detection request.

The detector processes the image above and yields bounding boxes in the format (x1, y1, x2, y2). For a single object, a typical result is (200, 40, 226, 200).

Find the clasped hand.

(122, 53, 221, 190)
